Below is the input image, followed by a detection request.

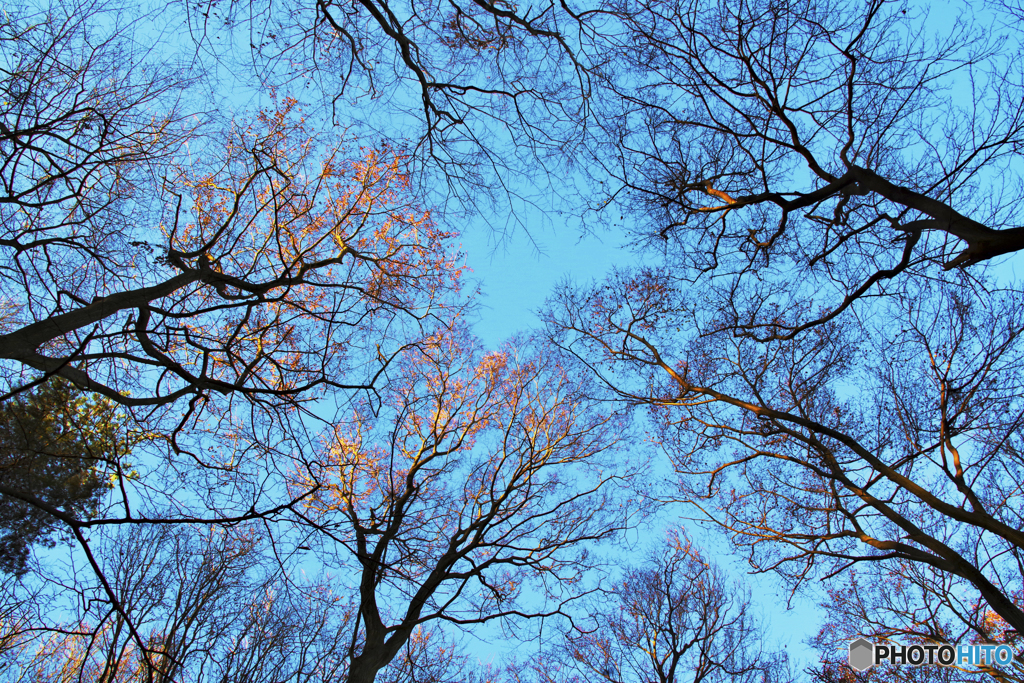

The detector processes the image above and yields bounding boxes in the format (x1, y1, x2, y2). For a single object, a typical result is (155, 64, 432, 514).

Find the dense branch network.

(591, 0, 1024, 337)
(292, 330, 638, 683)
(545, 270, 1024, 647)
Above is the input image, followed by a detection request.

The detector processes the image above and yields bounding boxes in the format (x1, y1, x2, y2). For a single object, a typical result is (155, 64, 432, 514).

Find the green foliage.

(0, 379, 127, 575)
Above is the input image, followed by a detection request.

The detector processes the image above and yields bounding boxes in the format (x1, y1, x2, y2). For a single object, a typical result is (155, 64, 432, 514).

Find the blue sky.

(461, 222, 638, 350)
(458, 213, 829, 669)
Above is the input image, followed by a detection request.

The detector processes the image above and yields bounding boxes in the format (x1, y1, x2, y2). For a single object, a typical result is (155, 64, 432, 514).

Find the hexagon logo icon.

(849, 638, 874, 672)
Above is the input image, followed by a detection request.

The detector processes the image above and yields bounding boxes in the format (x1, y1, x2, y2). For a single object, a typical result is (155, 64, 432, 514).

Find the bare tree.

(290, 328, 641, 683)
(520, 533, 792, 683)
(0, 0, 466, 571)
(0, 327, 639, 683)
(0, 5, 479, 676)
(376, 624, 497, 683)
(589, 0, 1024, 338)
(178, 0, 608, 209)
(807, 568, 1022, 683)
(0, 522, 356, 683)
(545, 268, 1024, 654)
(0, 1, 462, 411)
(0, 520, 514, 683)
(536, 3, 1024, 675)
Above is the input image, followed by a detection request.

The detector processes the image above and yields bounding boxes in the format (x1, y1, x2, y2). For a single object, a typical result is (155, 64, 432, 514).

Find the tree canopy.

(2, 0, 1024, 681)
